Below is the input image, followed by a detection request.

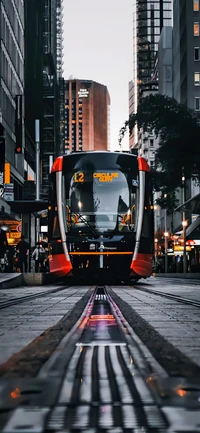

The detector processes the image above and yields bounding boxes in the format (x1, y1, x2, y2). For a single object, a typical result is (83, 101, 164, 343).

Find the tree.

(119, 94, 200, 192)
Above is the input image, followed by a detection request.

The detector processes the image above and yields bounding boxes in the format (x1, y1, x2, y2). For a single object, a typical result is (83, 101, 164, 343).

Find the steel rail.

(136, 286, 200, 308)
(2, 286, 200, 431)
(0, 286, 71, 310)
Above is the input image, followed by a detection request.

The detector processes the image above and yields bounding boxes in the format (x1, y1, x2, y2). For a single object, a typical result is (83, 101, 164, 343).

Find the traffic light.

(15, 95, 22, 154)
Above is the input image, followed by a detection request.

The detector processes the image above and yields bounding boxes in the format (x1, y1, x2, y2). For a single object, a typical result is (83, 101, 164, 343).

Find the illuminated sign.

(78, 88, 89, 98)
(73, 172, 119, 183)
(74, 172, 84, 182)
(174, 245, 191, 252)
(93, 173, 118, 182)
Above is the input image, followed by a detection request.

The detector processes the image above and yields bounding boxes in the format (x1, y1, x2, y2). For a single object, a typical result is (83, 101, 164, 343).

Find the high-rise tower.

(129, 0, 172, 147)
(64, 79, 111, 153)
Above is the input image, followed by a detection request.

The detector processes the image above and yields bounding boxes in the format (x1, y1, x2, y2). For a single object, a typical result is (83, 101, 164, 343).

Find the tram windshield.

(64, 170, 138, 235)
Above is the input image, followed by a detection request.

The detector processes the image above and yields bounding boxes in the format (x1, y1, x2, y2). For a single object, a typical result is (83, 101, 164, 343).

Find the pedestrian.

(191, 256, 197, 272)
(6, 245, 14, 272)
(32, 244, 46, 272)
(16, 235, 29, 273)
(0, 226, 8, 272)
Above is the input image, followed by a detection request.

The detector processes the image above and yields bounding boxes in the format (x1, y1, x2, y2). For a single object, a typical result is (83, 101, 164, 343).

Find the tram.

(48, 151, 154, 282)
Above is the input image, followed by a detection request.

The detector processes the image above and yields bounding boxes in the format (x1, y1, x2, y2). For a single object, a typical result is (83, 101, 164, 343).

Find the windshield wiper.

(73, 212, 99, 239)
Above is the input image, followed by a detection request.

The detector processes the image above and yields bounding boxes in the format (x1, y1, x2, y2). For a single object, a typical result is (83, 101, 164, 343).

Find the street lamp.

(154, 238, 158, 269)
(182, 220, 187, 274)
(164, 231, 168, 273)
(181, 168, 187, 274)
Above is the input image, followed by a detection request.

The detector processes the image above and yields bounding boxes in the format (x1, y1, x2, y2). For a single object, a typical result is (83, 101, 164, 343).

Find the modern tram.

(48, 151, 154, 282)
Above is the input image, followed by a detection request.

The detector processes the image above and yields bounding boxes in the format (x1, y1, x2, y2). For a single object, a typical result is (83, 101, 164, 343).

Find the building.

(0, 0, 25, 239)
(173, 0, 200, 203)
(129, 0, 172, 148)
(173, 0, 200, 108)
(158, 26, 173, 97)
(24, 0, 43, 183)
(23, 0, 64, 201)
(42, 0, 64, 199)
(64, 79, 111, 152)
(172, 0, 200, 258)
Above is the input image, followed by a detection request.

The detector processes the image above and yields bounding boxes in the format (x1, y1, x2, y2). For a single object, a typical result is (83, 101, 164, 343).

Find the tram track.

(0, 285, 71, 310)
(135, 286, 200, 308)
(2, 285, 200, 432)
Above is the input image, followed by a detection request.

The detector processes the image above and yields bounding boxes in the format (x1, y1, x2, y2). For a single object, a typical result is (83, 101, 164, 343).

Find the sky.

(63, 0, 133, 151)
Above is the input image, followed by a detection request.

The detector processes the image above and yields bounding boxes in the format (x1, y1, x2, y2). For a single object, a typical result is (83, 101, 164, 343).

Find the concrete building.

(129, 0, 172, 148)
(0, 0, 24, 234)
(173, 0, 200, 213)
(173, 0, 200, 108)
(64, 79, 111, 152)
(158, 26, 173, 97)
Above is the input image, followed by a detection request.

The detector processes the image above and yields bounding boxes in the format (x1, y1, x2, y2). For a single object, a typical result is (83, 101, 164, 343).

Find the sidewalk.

(0, 273, 22, 289)
(154, 272, 200, 279)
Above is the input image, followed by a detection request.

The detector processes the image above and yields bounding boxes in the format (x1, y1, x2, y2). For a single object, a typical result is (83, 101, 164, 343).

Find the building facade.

(24, 0, 64, 200)
(173, 0, 200, 108)
(129, 0, 172, 148)
(172, 0, 200, 235)
(0, 0, 24, 203)
(64, 79, 111, 153)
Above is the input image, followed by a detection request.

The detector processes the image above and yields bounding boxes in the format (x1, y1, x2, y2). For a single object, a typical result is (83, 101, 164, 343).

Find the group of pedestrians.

(0, 228, 48, 273)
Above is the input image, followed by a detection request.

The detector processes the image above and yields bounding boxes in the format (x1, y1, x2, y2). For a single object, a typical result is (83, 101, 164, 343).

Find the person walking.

(32, 244, 46, 272)
(16, 235, 29, 273)
(0, 226, 8, 272)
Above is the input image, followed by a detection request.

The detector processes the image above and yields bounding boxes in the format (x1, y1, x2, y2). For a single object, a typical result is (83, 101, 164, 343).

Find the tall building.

(64, 79, 111, 152)
(24, 0, 64, 200)
(129, 0, 172, 147)
(172, 0, 200, 233)
(173, 0, 200, 108)
(0, 0, 24, 204)
(42, 0, 64, 198)
(24, 0, 43, 180)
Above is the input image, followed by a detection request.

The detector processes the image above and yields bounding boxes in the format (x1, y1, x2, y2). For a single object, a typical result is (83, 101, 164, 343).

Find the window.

(194, 72, 200, 85)
(195, 97, 200, 110)
(194, 22, 199, 36)
(194, 0, 199, 11)
(150, 139, 154, 146)
(194, 47, 200, 60)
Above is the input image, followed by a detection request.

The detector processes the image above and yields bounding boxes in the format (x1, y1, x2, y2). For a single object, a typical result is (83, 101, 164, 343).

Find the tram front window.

(65, 170, 137, 235)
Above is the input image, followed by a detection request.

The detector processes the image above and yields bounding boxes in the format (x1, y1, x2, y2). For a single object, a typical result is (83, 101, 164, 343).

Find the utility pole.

(164, 209, 168, 273)
(35, 120, 40, 244)
(182, 169, 187, 274)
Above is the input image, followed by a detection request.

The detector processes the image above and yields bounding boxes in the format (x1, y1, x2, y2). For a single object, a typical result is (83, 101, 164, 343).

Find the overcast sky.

(63, 0, 133, 150)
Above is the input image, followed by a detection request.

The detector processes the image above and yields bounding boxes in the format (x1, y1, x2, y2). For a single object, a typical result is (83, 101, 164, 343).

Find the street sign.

(4, 183, 14, 201)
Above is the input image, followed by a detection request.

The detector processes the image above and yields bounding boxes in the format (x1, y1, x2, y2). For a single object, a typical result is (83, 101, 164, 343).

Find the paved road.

(112, 276, 200, 367)
(0, 286, 89, 365)
(1, 277, 200, 369)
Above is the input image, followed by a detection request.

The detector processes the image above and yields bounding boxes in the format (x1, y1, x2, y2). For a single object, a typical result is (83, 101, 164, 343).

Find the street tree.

(119, 94, 200, 194)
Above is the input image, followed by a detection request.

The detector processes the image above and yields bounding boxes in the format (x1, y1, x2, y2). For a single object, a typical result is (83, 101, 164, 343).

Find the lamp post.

(164, 230, 168, 273)
(182, 170, 187, 274)
(154, 238, 158, 270)
(164, 205, 168, 273)
(182, 220, 187, 274)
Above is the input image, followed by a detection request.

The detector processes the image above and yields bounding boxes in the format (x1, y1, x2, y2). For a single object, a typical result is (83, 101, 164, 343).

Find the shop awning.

(177, 216, 200, 244)
(10, 200, 48, 215)
(174, 193, 200, 214)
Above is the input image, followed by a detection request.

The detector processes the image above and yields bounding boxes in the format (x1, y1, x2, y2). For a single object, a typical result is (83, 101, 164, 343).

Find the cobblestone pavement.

(0, 286, 89, 365)
(111, 276, 200, 367)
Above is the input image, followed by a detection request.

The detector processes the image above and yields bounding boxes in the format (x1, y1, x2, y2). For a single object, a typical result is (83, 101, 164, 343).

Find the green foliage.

(119, 93, 200, 196)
